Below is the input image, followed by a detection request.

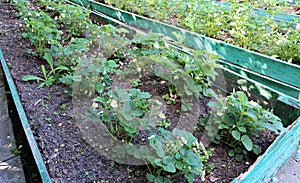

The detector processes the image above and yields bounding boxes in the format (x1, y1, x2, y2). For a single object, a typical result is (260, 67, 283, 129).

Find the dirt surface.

(0, 0, 277, 182)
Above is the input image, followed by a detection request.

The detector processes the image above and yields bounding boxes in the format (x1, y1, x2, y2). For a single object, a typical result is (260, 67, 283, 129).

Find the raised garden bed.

(0, 0, 300, 183)
(69, 0, 300, 104)
(86, 0, 300, 64)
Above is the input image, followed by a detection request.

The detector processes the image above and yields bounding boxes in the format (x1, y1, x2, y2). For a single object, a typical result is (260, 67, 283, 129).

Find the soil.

(0, 0, 277, 182)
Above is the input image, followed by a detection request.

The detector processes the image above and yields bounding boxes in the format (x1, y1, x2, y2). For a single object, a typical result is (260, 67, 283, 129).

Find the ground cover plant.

(98, 0, 300, 64)
(2, 0, 287, 182)
(217, 0, 300, 15)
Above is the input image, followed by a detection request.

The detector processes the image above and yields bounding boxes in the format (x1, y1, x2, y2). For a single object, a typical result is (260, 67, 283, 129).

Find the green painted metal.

(69, 0, 90, 7)
(233, 117, 300, 183)
(0, 48, 52, 183)
(87, 1, 300, 101)
(219, 60, 300, 100)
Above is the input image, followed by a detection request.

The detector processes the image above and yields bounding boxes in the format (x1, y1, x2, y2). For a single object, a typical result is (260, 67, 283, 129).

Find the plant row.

(100, 0, 300, 64)
(11, 0, 287, 182)
(218, 0, 300, 14)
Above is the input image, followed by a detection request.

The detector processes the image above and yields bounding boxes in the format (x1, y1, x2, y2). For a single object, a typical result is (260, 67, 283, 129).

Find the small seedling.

(60, 104, 66, 110)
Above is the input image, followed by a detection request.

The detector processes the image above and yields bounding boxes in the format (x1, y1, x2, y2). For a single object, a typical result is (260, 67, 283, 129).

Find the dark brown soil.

(0, 0, 277, 182)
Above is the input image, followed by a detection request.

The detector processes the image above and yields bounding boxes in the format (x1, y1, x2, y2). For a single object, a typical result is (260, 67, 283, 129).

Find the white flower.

(137, 67, 142, 72)
(249, 100, 258, 106)
(174, 76, 179, 80)
(153, 42, 160, 49)
(110, 99, 118, 108)
(158, 111, 166, 119)
(216, 111, 223, 116)
(148, 135, 156, 140)
(92, 102, 98, 109)
(181, 137, 187, 145)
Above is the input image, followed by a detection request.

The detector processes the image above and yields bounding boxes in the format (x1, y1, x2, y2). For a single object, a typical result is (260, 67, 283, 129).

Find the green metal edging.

(86, 1, 300, 101)
(233, 117, 300, 182)
(0, 48, 51, 183)
(219, 60, 300, 100)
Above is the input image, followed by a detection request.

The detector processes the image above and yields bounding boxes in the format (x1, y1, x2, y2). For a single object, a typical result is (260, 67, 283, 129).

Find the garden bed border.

(1, 0, 300, 181)
(0, 48, 51, 183)
(71, 0, 300, 102)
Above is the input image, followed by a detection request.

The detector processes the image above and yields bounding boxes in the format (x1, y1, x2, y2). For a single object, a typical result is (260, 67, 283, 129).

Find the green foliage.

(113, 128, 204, 183)
(146, 128, 203, 183)
(93, 86, 155, 139)
(49, 37, 91, 68)
(202, 91, 287, 161)
(22, 53, 69, 88)
(21, 11, 62, 56)
(53, 3, 92, 37)
(102, 0, 300, 63)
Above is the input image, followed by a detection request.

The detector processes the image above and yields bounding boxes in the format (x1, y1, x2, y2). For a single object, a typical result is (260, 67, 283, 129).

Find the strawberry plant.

(202, 91, 287, 161)
(99, 0, 300, 63)
(21, 10, 62, 56)
(112, 128, 205, 183)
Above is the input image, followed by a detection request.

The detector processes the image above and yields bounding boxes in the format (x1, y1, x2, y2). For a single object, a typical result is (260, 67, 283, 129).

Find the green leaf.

(163, 163, 176, 173)
(238, 127, 247, 133)
(132, 108, 144, 117)
(121, 124, 136, 135)
(244, 110, 257, 122)
(175, 161, 184, 170)
(237, 91, 248, 104)
(231, 130, 241, 140)
(253, 145, 261, 155)
(41, 65, 47, 79)
(241, 135, 253, 151)
(22, 75, 44, 82)
(228, 150, 235, 157)
(137, 91, 151, 99)
(56, 66, 69, 71)
(120, 111, 133, 121)
(43, 53, 53, 69)
(146, 173, 155, 182)
(184, 172, 195, 183)
(235, 154, 243, 161)
(184, 151, 202, 167)
(63, 47, 73, 55)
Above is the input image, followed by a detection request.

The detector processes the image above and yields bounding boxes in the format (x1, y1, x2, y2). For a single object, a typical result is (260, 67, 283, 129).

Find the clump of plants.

(97, 0, 300, 63)
(12, 0, 288, 182)
(201, 91, 287, 161)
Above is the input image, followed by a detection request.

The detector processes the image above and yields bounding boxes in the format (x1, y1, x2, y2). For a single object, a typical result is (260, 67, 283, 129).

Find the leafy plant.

(113, 128, 204, 183)
(100, 0, 300, 63)
(202, 91, 287, 161)
(21, 10, 62, 56)
(22, 53, 69, 87)
(91, 86, 155, 139)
